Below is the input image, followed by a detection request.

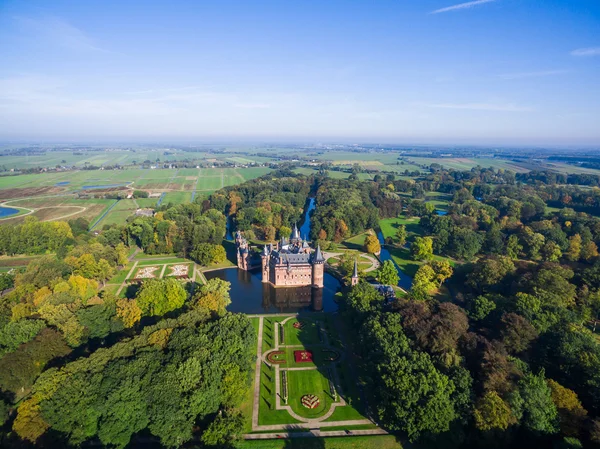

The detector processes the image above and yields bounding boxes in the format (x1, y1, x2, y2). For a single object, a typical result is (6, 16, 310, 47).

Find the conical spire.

(291, 223, 299, 240)
(313, 244, 325, 263)
(352, 258, 358, 278)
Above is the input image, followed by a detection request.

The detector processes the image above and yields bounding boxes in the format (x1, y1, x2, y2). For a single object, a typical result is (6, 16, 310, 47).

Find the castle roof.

(291, 223, 300, 240)
(352, 259, 358, 278)
(312, 245, 325, 263)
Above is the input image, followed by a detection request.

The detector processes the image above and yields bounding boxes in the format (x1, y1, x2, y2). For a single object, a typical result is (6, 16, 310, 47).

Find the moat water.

(205, 268, 341, 314)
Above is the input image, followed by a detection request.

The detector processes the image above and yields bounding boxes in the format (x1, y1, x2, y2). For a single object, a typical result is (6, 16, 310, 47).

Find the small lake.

(205, 268, 341, 314)
(55, 181, 70, 186)
(0, 206, 19, 218)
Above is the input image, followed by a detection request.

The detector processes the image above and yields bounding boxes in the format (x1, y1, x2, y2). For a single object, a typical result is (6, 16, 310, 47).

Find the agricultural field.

(0, 166, 272, 227)
(404, 157, 530, 172)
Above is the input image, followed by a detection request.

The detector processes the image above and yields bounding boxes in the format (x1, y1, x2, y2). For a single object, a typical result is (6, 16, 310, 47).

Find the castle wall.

(272, 264, 313, 287)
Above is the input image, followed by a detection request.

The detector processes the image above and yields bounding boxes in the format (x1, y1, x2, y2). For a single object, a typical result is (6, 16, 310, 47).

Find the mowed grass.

(234, 436, 403, 449)
(287, 369, 334, 419)
(379, 216, 421, 241)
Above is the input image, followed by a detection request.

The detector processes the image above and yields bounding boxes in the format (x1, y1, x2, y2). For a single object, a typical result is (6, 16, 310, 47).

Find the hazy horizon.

(1, 0, 599, 145)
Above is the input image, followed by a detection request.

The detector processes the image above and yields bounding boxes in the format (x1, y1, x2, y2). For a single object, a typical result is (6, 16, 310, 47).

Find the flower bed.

(322, 349, 341, 362)
(266, 350, 286, 364)
(281, 371, 288, 404)
(167, 264, 189, 278)
(294, 350, 313, 363)
(133, 266, 159, 280)
(301, 394, 320, 409)
(293, 321, 305, 329)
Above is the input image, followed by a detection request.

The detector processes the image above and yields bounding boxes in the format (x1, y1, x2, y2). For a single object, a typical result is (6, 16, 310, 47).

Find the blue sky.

(0, 0, 599, 145)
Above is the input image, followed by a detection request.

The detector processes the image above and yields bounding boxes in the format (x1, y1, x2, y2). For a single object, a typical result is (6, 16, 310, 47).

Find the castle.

(236, 224, 325, 288)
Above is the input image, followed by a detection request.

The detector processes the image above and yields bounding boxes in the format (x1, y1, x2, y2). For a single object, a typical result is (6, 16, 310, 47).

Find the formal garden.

(253, 314, 375, 430)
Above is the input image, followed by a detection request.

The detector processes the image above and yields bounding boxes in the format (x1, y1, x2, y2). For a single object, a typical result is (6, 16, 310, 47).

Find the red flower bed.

(293, 321, 305, 329)
(294, 350, 314, 363)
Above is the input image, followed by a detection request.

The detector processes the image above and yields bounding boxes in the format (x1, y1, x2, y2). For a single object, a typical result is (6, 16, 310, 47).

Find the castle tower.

(311, 244, 325, 288)
(261, 245, 270, 283)
(351, 258, 359, 286)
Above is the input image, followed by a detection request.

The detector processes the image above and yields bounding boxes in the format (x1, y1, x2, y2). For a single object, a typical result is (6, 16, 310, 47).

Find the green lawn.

(287, 369, 335, 419)
(235, 435, 403, 449)
(283, 318, 321, 346)
(379, 216, 422, 241)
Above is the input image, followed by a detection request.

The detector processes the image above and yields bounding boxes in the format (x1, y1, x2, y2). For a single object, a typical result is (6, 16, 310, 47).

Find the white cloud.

(13, 15, 120, 55)
(430, 0, 496, 14)
(497, 70, 569, 80)
(424, 102, 532, 112)
(571, 47, 600, 57)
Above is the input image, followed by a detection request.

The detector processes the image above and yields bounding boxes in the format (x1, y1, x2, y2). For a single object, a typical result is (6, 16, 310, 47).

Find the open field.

(235, 435, 403, 449)
(0, 196, 116, 225)
(404, 157, 530, 172)
(0, 166, 271, 226)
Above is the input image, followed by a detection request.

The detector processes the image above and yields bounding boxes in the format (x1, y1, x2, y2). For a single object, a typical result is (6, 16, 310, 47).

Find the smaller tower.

(311, 244, 325, 288)
(351, 258, 359, 286)
(261, 245, 270, 283)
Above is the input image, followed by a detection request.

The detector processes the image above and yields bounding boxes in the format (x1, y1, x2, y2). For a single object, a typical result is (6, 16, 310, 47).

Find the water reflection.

(204, 268, 339, 314)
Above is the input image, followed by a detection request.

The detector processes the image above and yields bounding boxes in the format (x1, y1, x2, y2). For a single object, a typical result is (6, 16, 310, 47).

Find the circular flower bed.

(301, 394, 320, 409)
(266, 350, 286, 364)
(293, 321, 305, 329)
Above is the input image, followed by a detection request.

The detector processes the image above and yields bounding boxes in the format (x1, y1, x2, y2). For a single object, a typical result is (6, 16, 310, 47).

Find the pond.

(0, 206, 20, 218)
(55, 181, 70, 186)
(205, 268, 341, 314)
(377, 231, 413, 290)
(82, 184, 126, 190)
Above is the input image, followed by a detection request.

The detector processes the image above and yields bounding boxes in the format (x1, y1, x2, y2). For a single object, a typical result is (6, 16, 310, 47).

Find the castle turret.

(351, 258, 359, 286)
(291, 223, 300, 242)
(311, 244, 325, 288)
(261, 245, 270, 283)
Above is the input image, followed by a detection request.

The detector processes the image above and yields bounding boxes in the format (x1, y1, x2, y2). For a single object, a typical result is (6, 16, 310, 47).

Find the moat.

(205, 268, 341, 314)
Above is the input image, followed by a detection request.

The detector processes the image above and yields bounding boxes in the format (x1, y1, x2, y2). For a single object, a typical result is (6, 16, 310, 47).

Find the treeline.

(206, 169, 310, 241)
(0, 219, 73, 255)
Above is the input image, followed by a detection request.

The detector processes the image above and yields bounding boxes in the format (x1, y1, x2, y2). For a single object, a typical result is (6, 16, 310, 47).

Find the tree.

(343, 282, 383, 316)
(541, 241, 562, 262)
(566, 234, 582, 262)
(448, 227, 483, 260)
(135, 278, 187, 317)
(411, 264, 438, 300)
(469, 295, 497, 321)
(395, 224, 407, 246)
(499, 313, 538, 354)
(473, 391, 513, 431)
(429, 260, 453, 286)
(411, 236, 433, 261)
(580, 240, 599, 262)
(505, 234, 521, 260)
(116, 298, 142, 327)
(377, 260, 399, 286)
(519, 371, 559, 434)
(547, 379, 587, 437)
(201, 410, 243, 446)
(193, 278, 231, 315)
(279, 225, 291, 239)
(364, 234, 381, 254)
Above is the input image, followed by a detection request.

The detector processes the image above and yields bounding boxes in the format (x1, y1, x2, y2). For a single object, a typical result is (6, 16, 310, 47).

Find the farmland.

(0, 166, 272, 227)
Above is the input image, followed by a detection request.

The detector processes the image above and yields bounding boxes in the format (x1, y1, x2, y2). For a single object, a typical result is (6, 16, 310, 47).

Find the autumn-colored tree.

(429, 260, 453, 286)
(566, 234, 582, 262)
(116, 298, 142, 327)
(279, 226, 291, 239)
(473, 391, 513, 431)
(334, 219, 349, 243)
(547, 379, 587, 437)
(364, 234, 381, 254)
(411, 264, 438, 300)
(318, 229, 327, 240)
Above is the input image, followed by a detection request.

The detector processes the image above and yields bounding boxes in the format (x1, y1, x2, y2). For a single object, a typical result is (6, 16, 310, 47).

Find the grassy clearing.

(235, 435, 403, 448)
(379, 216, 422, 241)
